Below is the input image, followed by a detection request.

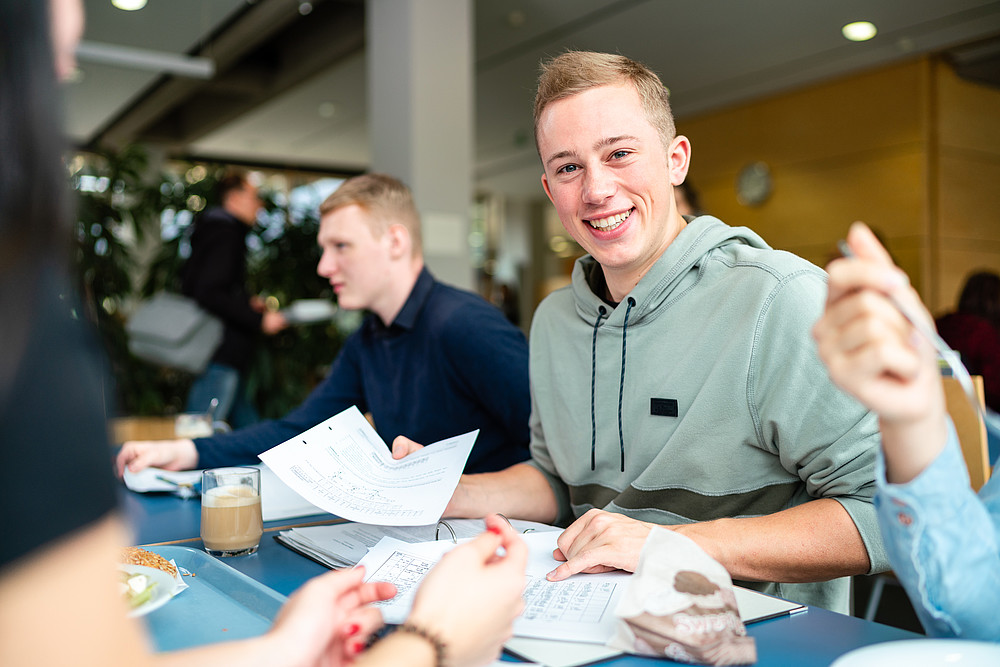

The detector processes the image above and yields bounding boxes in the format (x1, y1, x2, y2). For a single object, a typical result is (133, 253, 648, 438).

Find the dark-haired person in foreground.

(0, 2, 527, 666)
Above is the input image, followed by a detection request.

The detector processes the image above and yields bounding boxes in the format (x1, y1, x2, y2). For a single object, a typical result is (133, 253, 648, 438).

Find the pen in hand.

(836, 239, 985, 421)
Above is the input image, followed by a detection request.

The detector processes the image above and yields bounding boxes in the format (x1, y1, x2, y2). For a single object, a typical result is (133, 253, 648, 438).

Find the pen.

(836, 239, 986, 422)
(156, 475, 200, 499)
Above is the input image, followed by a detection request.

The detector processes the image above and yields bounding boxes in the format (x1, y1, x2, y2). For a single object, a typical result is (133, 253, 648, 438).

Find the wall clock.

(736, 161, 773, 207)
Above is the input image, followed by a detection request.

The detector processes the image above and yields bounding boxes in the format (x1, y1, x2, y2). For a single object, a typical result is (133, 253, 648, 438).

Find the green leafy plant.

(72, 146, 346, 420)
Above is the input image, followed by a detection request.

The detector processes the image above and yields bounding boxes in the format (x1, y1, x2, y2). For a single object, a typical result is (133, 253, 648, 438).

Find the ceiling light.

(842, 21, 877, 42)
(112, 0, 147, 10)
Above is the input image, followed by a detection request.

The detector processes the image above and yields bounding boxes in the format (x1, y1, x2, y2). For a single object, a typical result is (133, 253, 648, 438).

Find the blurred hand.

(812, 222, 942, 425)
(813, 222, 948, 484)
(405, 514, 527, 667)
(267, 566, 396, 667)
(262, 310, 289, 335)
(250, 295, 267, 313)
(546, 508, 652, 581)
(115, 439, 198, 477)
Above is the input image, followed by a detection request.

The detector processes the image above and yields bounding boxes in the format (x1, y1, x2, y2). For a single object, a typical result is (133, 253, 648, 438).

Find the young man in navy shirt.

(117, 173, 530, 475)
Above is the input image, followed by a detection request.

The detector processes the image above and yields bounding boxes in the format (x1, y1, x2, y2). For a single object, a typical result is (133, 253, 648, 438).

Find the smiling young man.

(432, 51, 888, 612)
(117, 173, 530, 477)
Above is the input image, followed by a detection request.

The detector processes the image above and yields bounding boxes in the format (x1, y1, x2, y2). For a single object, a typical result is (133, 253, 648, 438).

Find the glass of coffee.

(200, 467, 263, 557)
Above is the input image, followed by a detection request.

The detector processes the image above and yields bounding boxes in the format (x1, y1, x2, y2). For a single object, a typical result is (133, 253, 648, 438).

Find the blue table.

(125, 488, 922, 666)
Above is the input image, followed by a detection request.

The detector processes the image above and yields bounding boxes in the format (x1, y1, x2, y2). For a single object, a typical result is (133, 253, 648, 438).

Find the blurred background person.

(182, 170, 289, 428)
(935, 270, 1000, 413)
(936, 270, 1000, 463)
(674, 179, 704, 217)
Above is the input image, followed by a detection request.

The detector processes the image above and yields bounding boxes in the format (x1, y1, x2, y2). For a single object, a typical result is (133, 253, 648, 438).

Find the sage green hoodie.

(527, 216, 887, 613)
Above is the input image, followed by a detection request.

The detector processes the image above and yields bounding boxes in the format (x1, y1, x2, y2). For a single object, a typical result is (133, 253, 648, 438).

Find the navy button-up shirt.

(196, 269, 530, 473)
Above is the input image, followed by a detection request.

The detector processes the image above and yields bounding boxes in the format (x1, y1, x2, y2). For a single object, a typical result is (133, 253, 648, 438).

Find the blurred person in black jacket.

(182, 171, 288, 427)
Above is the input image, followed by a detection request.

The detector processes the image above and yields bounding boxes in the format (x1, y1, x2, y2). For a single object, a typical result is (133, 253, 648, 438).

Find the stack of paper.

(275, 518, 560, 569)
(356, 531, 629, 643)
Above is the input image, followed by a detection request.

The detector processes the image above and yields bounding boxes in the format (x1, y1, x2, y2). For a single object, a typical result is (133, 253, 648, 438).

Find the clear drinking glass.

(200, 467, 263, 557)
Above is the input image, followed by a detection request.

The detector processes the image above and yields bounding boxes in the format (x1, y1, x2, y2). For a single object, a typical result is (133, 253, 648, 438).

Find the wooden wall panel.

(682, 62, 924, 173)
(932, 60, 1000, 312)
(678, 60, 932, 297)
(937, 152, 1000, 241)
(937, 63, 1000, 155)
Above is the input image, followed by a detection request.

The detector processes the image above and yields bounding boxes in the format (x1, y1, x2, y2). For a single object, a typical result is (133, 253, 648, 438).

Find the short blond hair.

(319, 173, 422, 256)
(533, 51, 675, 153)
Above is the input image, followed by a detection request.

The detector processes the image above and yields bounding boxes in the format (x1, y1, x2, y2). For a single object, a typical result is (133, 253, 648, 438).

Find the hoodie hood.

(572, 216, 773, 329)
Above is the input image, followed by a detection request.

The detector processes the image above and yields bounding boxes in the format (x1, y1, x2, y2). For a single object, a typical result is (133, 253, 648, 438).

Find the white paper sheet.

(258, 406, 477, 526)
(357, 531, 628, 645)
(258, 465, 323, 522)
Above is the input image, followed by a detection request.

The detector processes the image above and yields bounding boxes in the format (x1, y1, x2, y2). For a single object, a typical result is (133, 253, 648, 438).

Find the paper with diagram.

(357, 531, 629, 644)
(258, 406, 477, 526)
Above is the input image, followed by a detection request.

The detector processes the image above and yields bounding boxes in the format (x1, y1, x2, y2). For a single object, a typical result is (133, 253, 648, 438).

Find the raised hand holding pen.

(812, 222, 949, 483)
(365, 514, 528, 667)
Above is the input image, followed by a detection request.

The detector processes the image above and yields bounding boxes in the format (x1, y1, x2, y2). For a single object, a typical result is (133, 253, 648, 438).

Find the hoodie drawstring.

(617, 297, 636, 472)
(590, 297, 635, 473)
(590, 306, 607, 470)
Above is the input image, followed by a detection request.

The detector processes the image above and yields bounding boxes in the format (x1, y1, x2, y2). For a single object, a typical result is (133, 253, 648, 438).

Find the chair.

(942, 375, 991, 491)
(862, 375, 990, 622)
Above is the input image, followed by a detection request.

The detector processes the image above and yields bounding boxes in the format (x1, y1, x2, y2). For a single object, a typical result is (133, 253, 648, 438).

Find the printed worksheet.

(357, 531, 628, 644)
(258, 406, 477, 526)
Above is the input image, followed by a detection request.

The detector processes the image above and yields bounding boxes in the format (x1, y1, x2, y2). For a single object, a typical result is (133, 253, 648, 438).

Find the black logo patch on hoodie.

(650, 398, 678, 417)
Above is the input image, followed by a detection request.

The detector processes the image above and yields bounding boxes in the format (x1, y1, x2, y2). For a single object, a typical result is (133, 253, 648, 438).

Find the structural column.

(366, 0, 474, 289)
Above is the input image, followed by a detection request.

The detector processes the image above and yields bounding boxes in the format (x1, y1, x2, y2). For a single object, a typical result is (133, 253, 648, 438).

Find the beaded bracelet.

(396, 622, 447, 667)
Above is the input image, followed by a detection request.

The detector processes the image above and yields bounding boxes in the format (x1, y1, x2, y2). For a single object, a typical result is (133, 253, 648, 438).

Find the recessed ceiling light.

(112, 0, 147, 10)
(842, 21, 877, 42)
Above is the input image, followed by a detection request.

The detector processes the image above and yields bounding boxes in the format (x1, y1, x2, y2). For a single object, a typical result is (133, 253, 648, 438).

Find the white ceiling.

(67, 0, 1000, 198)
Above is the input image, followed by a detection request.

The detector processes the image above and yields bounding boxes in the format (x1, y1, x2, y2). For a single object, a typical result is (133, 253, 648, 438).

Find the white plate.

(119, 564, 176, 618)
(831, 639, 1000, 667)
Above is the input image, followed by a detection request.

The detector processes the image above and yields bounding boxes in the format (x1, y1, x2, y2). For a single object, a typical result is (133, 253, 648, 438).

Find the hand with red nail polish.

(404, 514, 527, 667)
(263, 565, 396, 667)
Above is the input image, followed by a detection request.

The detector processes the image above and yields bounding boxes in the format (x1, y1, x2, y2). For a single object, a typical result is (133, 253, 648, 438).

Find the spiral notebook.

(274, 517, 561, 569)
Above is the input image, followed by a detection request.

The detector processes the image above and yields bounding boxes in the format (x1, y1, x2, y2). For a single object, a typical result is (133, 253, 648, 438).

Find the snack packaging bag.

(608, 528, 756, 665)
